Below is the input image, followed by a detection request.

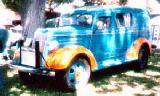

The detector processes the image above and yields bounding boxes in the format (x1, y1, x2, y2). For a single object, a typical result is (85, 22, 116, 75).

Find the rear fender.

(126, 38, 152, 60)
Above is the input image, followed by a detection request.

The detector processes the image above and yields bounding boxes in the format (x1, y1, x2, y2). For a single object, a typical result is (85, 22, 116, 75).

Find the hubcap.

(67, 60, 90, 89)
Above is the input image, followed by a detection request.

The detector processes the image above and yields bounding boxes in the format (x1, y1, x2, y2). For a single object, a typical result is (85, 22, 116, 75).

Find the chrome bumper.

(9, 64, 55, 77)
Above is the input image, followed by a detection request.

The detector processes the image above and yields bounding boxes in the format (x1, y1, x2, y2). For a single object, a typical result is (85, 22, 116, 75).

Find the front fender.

(45, 46, 97, 71)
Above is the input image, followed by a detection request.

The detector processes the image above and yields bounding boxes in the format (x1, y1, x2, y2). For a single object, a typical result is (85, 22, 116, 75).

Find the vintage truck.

(10, 6, 152, 91)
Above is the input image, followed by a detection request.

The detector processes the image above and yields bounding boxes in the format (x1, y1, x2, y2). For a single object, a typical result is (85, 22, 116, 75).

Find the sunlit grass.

(0, 53, 160, 96)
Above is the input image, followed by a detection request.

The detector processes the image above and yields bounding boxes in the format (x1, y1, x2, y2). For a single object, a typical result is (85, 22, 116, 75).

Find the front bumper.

(9, 40, 56, 77)
(9, 64, 56, 77)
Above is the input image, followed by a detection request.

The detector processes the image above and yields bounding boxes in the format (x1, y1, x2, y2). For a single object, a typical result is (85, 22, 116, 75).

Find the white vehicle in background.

(3, 25, 22, 61)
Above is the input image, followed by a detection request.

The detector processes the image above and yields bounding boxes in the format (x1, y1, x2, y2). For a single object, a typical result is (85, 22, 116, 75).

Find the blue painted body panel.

(35, 6, 151, 71)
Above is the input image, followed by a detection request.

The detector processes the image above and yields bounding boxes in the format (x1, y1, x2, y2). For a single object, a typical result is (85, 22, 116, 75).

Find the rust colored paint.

(45, 46, 97, 71)
(126, 38, 152, 60)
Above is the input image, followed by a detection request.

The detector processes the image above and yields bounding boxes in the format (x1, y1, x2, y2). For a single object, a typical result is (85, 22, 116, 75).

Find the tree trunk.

(22, 0, 45, 39)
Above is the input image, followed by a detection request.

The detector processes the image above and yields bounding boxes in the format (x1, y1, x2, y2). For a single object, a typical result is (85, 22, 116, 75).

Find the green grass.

(0, 66, 76, 96)
(0, 53, 160, 96)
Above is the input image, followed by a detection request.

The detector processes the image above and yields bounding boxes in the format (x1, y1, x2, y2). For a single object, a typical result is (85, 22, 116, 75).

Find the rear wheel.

(62, 58, 91, 91)
(137, 47, 149, 70)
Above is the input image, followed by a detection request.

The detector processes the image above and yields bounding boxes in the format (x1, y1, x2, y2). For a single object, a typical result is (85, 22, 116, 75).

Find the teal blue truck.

(10, 6, 152, 91)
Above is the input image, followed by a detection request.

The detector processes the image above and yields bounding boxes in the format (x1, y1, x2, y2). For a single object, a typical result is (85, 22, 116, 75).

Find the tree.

(2, 0, 128, 38)
(22, 0, 73, 38)
(2, 0, 46, 38)
(22, 0, 45, 38)
(2, 0, 73, 38)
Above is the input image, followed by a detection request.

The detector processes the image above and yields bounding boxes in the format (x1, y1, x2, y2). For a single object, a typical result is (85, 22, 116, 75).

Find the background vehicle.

(10, 6, 152, 91)
(0, 28, 8, 53)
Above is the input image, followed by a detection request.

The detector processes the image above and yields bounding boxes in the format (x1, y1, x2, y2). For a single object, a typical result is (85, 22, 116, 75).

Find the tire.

(136, 47, 149, 71)
(18, 71, 35, 84)
(62, 58, 91, 91)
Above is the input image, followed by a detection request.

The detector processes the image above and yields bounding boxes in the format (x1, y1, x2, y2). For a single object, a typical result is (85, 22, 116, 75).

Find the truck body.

(10, 6, 152, 91)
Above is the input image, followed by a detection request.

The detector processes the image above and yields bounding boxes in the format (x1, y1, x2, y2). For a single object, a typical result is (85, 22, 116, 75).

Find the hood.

(36, 26, 92, 61)
(35, 25, 92, 54)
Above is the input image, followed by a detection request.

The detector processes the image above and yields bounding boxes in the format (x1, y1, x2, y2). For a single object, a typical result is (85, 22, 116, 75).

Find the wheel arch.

(126, 38, 152, 60)
(71, 53, 93, 70)
(45, 46, 97, 71)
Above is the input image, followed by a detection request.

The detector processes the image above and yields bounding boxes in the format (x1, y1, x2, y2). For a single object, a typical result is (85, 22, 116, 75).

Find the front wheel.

(63, 58, 91, 91)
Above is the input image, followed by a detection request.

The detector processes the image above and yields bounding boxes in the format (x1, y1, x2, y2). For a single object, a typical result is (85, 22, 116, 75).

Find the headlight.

(48, 40, 59, 54)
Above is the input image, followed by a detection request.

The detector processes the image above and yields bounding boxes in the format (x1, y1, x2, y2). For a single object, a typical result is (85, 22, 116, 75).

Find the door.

(91, 15, 117, 63)
(114, 12, 136, 58)
(114, 12, 127, 57)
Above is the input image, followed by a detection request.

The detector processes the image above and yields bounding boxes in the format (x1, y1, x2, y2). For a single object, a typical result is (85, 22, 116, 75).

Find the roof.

(73, 5, 145, 13)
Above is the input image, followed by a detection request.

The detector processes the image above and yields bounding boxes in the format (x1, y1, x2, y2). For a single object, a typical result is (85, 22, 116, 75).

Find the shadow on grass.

(90, 62, 133, 86)
(90, 53, 160, 95)
(0, 65, 76, 96)
(0, 53, 159, 96)
(148, 65, 160, 72)
(91, 64, 159, 89)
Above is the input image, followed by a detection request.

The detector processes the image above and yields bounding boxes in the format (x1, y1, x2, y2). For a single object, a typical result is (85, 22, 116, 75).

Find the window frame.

(96, 16, 112, 30)
(115, 12, 133, 28)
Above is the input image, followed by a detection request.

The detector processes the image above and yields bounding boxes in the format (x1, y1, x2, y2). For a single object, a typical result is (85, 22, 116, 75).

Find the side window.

(124, 13, 131, 27)
(116, 13, 125, 27)
(96, 16, 111, 30)
(116, 13, 132, 27)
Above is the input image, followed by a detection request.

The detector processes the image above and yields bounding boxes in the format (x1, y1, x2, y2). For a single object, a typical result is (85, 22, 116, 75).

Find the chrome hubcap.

(67, 60, 90, 89)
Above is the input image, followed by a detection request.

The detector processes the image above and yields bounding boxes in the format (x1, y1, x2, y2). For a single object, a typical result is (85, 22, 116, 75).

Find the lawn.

(0, 53, 160, 96)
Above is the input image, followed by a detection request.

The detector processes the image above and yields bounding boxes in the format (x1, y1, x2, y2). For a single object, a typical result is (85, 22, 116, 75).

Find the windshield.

(59, 13, 93, 28)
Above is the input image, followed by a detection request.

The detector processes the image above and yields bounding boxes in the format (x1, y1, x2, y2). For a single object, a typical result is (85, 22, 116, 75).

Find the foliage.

(2, 0, 129, 13)
(119, 0, 128, 5)
(53, 0, 74, 3)
(1, 0, 22, 13)
(2, 0, 75, 13)
(94, 0, 128, 5)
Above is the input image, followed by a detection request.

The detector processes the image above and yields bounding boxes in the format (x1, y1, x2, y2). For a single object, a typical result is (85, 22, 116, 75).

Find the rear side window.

(116, 13, 132, 27)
